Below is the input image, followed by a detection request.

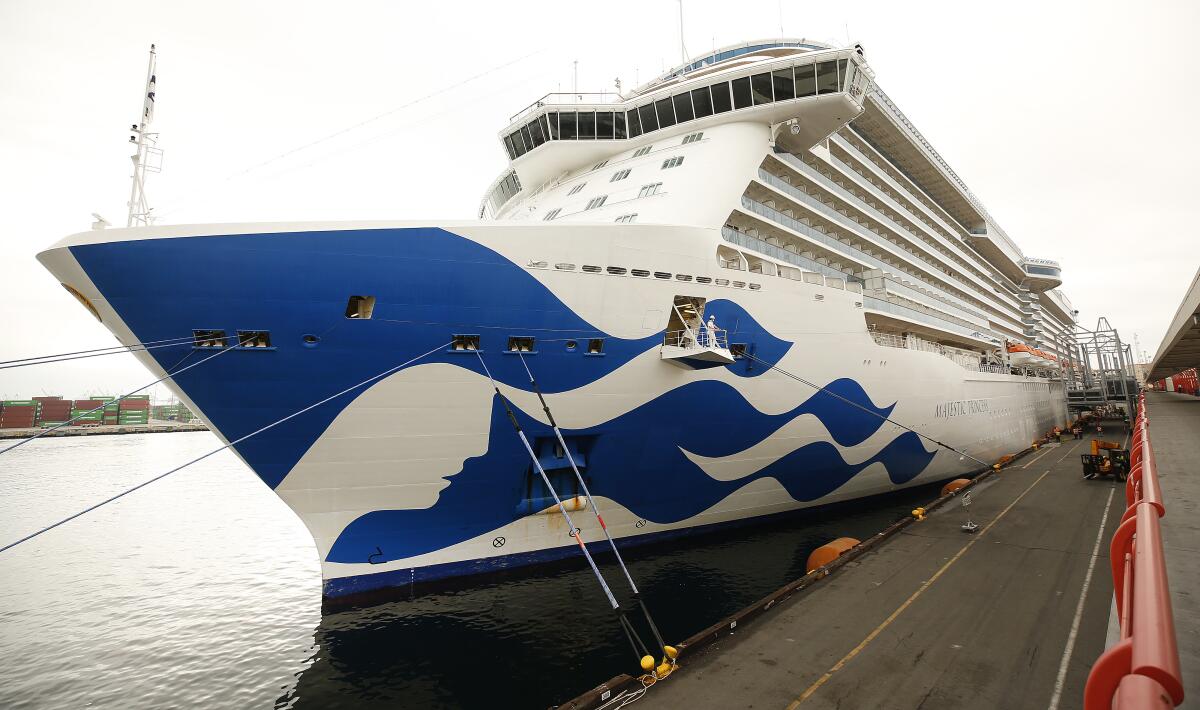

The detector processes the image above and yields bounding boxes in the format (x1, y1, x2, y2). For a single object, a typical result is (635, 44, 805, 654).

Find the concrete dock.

(603, 392, 1196, 709)
(0, 421, 208, 439)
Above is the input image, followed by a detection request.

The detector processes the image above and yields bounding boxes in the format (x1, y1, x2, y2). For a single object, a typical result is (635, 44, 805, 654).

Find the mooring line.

(0, 337, 198, 370)
(0, 342, 450, 554)
(514, 350, 668, 653)
(475, 351, 673, 670)
(0, 334, 197, 367)
(0, 334, 260, 456)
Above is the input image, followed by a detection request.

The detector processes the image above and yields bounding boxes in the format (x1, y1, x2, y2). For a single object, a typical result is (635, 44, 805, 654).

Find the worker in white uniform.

(705, 315, 719, 348)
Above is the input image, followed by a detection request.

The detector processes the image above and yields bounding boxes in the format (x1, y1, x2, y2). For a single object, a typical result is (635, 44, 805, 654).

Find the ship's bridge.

(483, 42, 872, 218)
(1021, 257, 1063, 292)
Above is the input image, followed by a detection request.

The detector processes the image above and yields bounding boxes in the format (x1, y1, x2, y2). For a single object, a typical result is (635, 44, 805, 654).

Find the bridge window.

(528, 118, 546, 147)
(638, 103, 659, 132)
(795, 64, 817, 97)
(547, 112, 560, 140)
(520, 125, 534, 153)
(627, 108, 642, 138)
(816, 60, 839, 94)
(655, 97, 676, 128)
(691, 86, 713, 118)
(614, 112, 628, 139)
(731, 76, 752, 109)
(751, 72, 774, 104)
(503, 135, 517, 160)
(711, 81, 733, 113)
(773, 68, 795, 101)
(344, 295, 375, 319)
(560, 111, 577, 140)
(673, 93, 694, 123)
(837, 59, 849, 90)
(510, 130, 527, 157)
(597, 111, 616, 139)
(578, 110, 596, 140)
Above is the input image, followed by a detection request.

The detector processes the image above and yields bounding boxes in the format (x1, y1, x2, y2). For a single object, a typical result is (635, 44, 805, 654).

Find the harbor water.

(0, 432, 943, 709)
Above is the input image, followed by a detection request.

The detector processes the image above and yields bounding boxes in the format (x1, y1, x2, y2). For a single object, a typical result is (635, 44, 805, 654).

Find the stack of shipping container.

(0, 400, 40, 429)
(118, 395, 150, 425)
(0, 395, 196, 429)
(34, 396, 72, 427)
(70, 399, 106, 426)
(151, 402, 195, 422)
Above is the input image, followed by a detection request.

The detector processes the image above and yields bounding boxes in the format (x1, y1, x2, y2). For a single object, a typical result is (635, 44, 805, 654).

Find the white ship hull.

(38, 221, 1066, 600)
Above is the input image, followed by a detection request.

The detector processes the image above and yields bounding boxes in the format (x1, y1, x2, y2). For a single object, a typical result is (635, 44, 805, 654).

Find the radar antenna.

(126, 44, 163, 227)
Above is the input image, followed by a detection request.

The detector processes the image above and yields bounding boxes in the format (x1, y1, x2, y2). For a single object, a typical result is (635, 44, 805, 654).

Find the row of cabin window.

(545, 262, 760, 290)
(504, 59, 848, 160)
(543, 183, 662, 221)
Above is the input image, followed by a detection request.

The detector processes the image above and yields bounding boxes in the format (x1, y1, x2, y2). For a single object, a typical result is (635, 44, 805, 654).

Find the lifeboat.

(1006, 342, 1036, 366)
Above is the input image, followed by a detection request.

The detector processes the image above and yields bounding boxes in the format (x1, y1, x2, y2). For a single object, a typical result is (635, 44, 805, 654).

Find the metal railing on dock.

(1085, 393, 1185, 708)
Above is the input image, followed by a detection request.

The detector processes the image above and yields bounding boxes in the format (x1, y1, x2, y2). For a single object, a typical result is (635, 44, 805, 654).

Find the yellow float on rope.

(911, 507, 926, 521)
(663, 645, 678, 660)
(640, 655, 655, 672)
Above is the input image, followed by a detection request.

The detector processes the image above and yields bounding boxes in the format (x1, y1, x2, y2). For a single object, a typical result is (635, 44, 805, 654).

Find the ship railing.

(870, 328, 1011, 374)
(664, 328, 728, 351)
(1085, 393, 1184, 709)
(508, 91, 624, 123)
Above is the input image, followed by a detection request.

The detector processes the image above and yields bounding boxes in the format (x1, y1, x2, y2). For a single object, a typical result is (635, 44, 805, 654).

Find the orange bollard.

(806, 537, 860, 574)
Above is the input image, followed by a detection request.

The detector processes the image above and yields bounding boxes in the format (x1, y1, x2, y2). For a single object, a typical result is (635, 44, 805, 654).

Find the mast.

(126, 44, 161, 227)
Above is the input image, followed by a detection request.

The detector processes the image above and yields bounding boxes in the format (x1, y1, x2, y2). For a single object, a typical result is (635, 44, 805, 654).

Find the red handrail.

(1084, 394, 1185, 708)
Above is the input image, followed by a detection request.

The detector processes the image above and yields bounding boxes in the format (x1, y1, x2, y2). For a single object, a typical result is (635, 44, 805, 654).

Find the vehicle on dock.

(38, 39, 1077, 603)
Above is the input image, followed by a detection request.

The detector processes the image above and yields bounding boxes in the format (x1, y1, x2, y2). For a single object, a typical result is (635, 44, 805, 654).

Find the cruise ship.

(38, 39, 1076, 602)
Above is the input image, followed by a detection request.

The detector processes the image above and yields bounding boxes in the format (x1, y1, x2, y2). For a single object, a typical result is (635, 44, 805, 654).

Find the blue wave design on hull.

(68, 227, 792, 489)
(327, 378, 935, 564)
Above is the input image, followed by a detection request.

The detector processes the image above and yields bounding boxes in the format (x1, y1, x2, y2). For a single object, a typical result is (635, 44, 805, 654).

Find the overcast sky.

(2, 0, 1197, 397)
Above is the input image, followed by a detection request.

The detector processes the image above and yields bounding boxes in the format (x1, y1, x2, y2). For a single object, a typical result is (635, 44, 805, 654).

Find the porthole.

(565, 340, 578, 351)
(302, 334, 320, 348)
